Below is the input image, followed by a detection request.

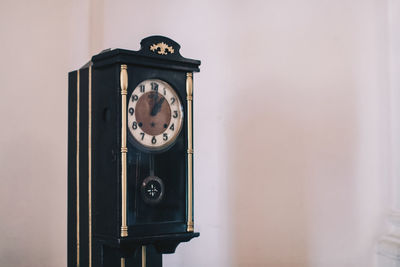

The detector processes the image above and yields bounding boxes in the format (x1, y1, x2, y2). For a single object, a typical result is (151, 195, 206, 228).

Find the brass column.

(76, 70, 80, 267)
(186, 73, 194, 232)
(120, 64, 128, 237)
(142, 246, 147, 267)
(88, 64, 93, 267)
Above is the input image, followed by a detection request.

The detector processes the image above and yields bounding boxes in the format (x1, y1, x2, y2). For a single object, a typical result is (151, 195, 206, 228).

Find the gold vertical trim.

(88, 65, 92, 267)
(186, 73, 194, 232)
(142, 246, 147, 267)
(120, 64, 128, 237)
(76, 70, 80, 267)
(121, 258, 126, 267)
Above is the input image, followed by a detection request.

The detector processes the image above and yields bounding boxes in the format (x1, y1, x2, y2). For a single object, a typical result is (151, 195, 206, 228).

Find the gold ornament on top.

(150, 42, 175, 55)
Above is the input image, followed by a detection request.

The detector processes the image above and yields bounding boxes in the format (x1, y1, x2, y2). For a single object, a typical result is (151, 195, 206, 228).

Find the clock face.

(128, 79, 183, 150)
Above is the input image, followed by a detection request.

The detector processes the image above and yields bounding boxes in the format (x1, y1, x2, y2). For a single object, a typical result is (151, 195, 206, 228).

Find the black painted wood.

(68, 36, 201, 267)
(79, 67, 90, 267)
(68, 71, 77, 267)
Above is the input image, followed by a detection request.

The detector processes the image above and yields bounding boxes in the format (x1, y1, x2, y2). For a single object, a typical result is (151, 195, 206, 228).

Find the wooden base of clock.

(91, 233, 200, 266)
(104, 232, 200, 255)
(93, 232, 199, 267)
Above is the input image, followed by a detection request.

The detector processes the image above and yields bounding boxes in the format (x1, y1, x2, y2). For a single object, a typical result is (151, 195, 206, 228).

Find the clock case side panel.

(68, 67, 91, 267)
(67, 71, 78, 267)
(91, 63, 121, 240)
(80, 67, 91, 267)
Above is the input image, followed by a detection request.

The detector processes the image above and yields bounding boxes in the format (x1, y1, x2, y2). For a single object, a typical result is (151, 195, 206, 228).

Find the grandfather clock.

(68, 36, 201, 267)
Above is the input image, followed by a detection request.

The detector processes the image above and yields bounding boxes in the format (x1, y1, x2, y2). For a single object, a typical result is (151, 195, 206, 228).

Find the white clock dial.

(127, 79, 183, 150)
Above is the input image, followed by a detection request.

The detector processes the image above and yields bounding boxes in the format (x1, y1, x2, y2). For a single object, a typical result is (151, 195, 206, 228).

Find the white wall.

(0, 1, 90, 266)
(388, 0, 400, 211)
(0, 0, 393, 266)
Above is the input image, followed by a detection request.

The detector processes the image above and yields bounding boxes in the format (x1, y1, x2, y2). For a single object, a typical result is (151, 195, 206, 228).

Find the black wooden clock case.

(68, 36, 200, 267)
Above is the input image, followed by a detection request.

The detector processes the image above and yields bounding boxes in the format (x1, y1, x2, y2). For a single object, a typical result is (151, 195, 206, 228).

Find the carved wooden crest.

(150, 42, 175, 55)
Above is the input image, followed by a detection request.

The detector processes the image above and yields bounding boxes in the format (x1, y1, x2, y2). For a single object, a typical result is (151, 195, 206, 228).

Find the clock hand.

(151, 98, 165, 116)
(155, 98, 165, 115)
(150, 92, 160, 116)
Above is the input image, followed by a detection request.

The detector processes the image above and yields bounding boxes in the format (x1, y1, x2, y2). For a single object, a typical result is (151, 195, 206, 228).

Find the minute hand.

(150, 98, 165, 116)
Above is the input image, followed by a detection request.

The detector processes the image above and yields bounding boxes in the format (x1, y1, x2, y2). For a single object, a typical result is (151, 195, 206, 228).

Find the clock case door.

(90, 36, 200, 254)
(125, 69, 186, 233)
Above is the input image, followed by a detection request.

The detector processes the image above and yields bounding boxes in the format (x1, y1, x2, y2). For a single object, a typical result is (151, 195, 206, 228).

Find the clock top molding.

(91, 36, 201, 72)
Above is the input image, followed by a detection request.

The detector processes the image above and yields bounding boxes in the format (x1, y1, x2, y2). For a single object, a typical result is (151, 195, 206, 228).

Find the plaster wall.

(0, 0, 393, 266)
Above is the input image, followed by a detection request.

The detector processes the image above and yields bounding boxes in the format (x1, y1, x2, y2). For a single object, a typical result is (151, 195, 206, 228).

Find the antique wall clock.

(67, 36, 200, 267)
